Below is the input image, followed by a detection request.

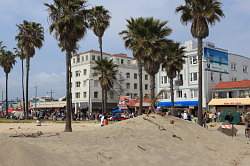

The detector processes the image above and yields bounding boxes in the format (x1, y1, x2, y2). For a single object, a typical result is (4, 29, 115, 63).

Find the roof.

(112, 54, 129, 58)
(214, 80, 250, 90)
(77, 49, 111, 56)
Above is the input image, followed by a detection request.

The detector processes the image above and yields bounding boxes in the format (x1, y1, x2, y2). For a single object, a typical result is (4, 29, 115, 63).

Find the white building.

(71, 50, 150, 112)
(157, 40, 250, 110)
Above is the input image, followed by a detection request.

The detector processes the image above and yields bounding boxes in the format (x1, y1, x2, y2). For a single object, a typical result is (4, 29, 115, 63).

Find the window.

(83, 69, 87, 75)
(145, 74, 148, 80)
(73, 58, 75, 64)
(134, 93, 138, 98)
(231, 63, 236, 71)
(83, 92, 87, 98)
(211, 72, 214, 81)
(243, 65, 248, 73)
(145, 84, 148, 90)
(134, 83, 138, 89)
(76, 81, 81, 88)
(86, 55, 88, 61)
(177, 90, 182, 98)
(77, 56, 80, 63)
(161, 76, 168, 84)
(94, 80, 99, 87)
(92, 55, 95, 61)
(82, 56, 84, 62)
(75, 71, 81, 77)
(190, 72, 197, 82)
(219, 73, 222, 81)
(75, 92, 80, 99)
(126, 93, 130, 96)
(191, 89, 198, 98)
(126, 83, 130, 89)
(83, 80, 87, 86)
(97, 56, 101, 61)
(121, 59, 124, 64)
(126, 73, 130, 78)
(232, 77, 237, 81)
(134, 73, 138, 79)
(94, 92, 98, 98)
(190, 56, 197, 65)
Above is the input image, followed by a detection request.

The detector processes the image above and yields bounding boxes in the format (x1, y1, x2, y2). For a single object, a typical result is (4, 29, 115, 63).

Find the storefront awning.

(158, 100, 198, 107)
(208, 98, 250, 106)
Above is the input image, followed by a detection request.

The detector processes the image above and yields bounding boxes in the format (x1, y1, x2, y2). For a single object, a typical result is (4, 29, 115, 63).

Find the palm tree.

(162, 42, 185, 108)
(93, 59, 118, 113)
(120, 17, 154, 115)
(141, 19, 172, 100)
(45, 0, 88, 132)
(176, 0, 224, 125)
(88, 6, 111, 114)
(16, 21, 44, 119)
(0, 49, 16, 117)
(14, 47, 26, 116)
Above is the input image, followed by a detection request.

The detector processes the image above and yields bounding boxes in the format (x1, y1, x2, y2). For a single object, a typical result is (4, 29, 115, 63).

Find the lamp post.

(86, 78, 94, 116)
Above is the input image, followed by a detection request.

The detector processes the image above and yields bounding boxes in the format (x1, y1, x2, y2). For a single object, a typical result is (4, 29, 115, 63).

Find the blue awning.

(158, 101, 198, 107)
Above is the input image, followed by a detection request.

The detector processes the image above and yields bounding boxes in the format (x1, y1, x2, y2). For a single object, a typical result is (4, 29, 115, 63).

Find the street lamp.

(86, 78, 94, 116)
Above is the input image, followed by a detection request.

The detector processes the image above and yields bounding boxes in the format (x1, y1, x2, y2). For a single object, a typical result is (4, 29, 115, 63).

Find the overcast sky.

(0, 0, 249, 99)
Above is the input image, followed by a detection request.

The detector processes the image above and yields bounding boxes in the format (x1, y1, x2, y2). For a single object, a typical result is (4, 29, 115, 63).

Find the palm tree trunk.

(65, 52, 72, 132)
(197, 37, 203, 126)
(25, 57, 30, 119)
(5, 73, 8, 117)
(170, 77, 174, 107)
(138, 60, 143, 115)
(21, 59, 25, 118)
(104, 89, 107, 114)
(150, 75, 155, 100)
(99, 36, 105, 114)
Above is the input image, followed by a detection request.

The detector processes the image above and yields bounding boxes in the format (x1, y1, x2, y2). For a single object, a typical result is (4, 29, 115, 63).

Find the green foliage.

(0, 47, 16, 74)
(176, 0, 224, 39)
(15, 21, 44, 58)
(92, 59, 118, 91)
(162, 42, 186, 79)
(45, 0, 88, 53)
(88, 6, 111, 38)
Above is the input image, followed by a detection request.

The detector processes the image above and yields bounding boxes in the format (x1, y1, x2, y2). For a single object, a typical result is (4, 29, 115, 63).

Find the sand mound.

(1, 114, 250, 166)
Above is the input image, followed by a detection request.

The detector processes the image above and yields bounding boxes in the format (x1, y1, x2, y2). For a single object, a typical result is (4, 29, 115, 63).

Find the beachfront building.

(71, 50, 150, 113)
(209, 80, 250, 113)
(156, 40, 250, 112)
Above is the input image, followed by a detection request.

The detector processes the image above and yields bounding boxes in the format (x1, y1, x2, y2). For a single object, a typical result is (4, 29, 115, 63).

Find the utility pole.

(47, 89, 56, 101)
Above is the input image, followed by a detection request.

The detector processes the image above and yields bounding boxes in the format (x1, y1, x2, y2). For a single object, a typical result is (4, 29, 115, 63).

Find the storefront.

(208, 98, 250, 113)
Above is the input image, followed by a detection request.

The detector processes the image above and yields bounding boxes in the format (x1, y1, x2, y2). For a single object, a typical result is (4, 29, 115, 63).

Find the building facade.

(157, 40, 250, 110)
(71, 50, 150, 113)
(209, 80, 250, 113)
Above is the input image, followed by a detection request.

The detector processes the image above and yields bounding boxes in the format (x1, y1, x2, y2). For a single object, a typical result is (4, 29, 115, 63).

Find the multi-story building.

(157, 40, 250, 110)
(71, 50, 150, 113)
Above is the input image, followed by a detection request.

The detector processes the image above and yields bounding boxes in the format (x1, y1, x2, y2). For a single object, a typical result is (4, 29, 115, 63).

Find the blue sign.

(204, 47, 229, 73)
(158, 101, 198, 107)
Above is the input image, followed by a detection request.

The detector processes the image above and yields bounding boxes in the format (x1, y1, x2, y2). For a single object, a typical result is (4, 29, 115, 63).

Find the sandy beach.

(0, 115, 250, 166)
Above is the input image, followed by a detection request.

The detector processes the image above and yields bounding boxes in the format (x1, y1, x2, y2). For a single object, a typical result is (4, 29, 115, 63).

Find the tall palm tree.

(16, 21, 44, 119)
(141, 19, 172, 100)
(0, 49, 16, 117)
(45, 0, 88, 132)
(88, 6, 111, 114)
(120, 17, 156, 115)
(93, 59, 118, 113)
(162, 42, 185, 108)
(14, 47, 26, 115)
(176, 0, 224, 125)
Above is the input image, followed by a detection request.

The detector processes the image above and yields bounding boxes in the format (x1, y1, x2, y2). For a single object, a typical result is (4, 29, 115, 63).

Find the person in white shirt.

(183, 111, 188, 120)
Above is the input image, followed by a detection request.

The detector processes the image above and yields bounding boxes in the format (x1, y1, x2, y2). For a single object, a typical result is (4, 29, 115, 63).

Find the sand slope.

(0, 115, 250, 166)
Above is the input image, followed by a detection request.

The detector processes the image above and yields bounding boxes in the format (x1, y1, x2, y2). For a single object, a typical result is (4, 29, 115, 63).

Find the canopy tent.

(208, 98, 250, 106)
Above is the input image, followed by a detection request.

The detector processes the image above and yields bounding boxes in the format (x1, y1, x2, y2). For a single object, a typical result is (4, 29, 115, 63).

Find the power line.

(47, 89, 56, 101)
